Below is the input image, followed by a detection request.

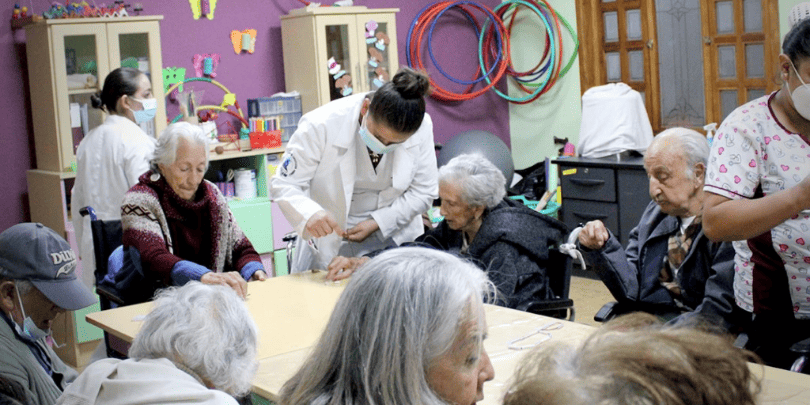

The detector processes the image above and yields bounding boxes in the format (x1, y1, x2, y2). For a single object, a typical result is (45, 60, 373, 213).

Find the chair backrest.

(89, 219, 123, 287)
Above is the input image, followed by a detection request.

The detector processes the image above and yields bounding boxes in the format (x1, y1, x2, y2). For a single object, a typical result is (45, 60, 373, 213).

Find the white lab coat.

(70, 114, 155, 289)
(270, 93, 438, 271)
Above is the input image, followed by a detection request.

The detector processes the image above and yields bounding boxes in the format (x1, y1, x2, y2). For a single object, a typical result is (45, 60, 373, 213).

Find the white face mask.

(359, 113, 400, 155)
(788, 60, 810, 121)
(128, 97, 158, 124)
(14, 284, 50, 343)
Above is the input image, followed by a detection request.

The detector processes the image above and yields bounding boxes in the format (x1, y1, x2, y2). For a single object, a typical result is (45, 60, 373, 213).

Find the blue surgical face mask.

(359, 113, 400, 155)
(129, 97, 157, 124)
(14, 284, 50, 343)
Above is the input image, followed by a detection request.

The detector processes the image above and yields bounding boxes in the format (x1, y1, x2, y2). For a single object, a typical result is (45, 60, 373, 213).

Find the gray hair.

(128, 282, 258, 396)
(439, 154, 507, 209)
(651, 127, 709, 177)
(279, 248, 496, 405)
(149, 122, 210, 173)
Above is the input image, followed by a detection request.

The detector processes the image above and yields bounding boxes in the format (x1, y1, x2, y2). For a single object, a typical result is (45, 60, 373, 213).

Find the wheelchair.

(78, 206, 129, 358)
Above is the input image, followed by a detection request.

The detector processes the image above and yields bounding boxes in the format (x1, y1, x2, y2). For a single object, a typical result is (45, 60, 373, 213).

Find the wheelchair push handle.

(79, 206, 98, 221)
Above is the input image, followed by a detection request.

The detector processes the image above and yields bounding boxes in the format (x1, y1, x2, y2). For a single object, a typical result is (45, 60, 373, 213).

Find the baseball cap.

(0, 223, 96, 310)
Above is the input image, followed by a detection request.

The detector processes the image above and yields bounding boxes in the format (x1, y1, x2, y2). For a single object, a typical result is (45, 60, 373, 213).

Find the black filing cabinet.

(552, 157, 651, 247)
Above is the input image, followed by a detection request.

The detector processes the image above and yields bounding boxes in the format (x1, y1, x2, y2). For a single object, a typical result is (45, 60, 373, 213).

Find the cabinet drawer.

(562, 199, 619, 236)
(559, 166, 616, 202)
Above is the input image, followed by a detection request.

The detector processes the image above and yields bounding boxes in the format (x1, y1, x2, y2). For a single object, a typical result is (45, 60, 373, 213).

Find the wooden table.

(87, 272, 810, 404)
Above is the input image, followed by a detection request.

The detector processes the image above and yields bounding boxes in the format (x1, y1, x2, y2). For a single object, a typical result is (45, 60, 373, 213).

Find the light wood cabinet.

(281, 6, 399, 114)
(24, 16, 166, 173)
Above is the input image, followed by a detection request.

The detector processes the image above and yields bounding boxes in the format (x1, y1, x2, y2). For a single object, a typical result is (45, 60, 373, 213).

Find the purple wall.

(2, 0, 509, 230)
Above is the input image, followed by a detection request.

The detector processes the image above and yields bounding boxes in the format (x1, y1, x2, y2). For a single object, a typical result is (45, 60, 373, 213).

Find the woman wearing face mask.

(70, 67, 157, 289)
(702, 17, 810, 369)
(270, 68, 438, 271)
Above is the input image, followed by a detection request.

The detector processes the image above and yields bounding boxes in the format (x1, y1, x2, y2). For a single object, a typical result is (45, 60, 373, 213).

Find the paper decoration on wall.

(221, 93, 236, 108)
(189, 0, 218, 20)
(372, 66, 389, 89)
(230, 29, 257, 54)
(192, 54, 220, 78)
(327, 57, 352, 97)
(163, 67, 187, 93)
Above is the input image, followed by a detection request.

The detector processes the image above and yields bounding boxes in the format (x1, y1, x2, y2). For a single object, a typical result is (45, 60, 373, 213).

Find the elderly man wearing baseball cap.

(0, 223, 96, 405)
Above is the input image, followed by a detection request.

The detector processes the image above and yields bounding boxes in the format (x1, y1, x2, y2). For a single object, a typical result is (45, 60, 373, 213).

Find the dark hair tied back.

(90, 92, 104, 110)
(392, 68, 430, 100)
(369, 67, 430, 134)
(94, 67, 144, 113)
(783, 18, 810, 64)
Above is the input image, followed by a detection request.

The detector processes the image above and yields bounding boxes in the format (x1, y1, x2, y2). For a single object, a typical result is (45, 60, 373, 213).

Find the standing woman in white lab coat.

(71, 67, 157, 289)
(271, 68, 438, 272)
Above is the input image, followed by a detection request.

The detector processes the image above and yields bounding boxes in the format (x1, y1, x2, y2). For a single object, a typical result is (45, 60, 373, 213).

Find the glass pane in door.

(745, 43, 764, 78)
(718, 45, 737, 78)
(743, 0, 763, 32)
(655, 0, 705, 127)
(604, 12, 619, 42)
(716, 1, 735, 34)
(364, 20, 393, 91)
(118, 33, 155, 136)
(64, 35, 103, 155)
(606, 52, 621, 82)
(626, 9, 642, 40)
(747, 88, 765, 101)
(720, 89, 739, 120)
(325, 24, 353, 101)
(629, 50, 644, 81)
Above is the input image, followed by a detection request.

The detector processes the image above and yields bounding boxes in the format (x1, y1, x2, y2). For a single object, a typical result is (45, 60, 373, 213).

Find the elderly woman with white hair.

(113, 122, 266, 302)
(280, 247, 495, 405)
(57, 282, 258, 404)
(327, 154, 568, 310)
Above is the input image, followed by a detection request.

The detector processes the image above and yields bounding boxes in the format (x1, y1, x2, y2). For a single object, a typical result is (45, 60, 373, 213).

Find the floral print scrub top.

(704, 92, 810, 320)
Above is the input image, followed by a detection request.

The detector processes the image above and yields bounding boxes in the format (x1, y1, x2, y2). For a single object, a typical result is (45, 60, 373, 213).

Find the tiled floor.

(568, 270, 615, 327)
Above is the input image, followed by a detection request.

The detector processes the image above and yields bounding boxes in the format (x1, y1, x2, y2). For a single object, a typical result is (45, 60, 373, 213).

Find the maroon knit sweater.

(121, 171, 260, 284)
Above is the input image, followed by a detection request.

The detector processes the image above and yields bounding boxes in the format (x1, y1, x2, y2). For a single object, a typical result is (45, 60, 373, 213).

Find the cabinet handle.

(572, 212, 608, 221)
(569, 178, 605, 187)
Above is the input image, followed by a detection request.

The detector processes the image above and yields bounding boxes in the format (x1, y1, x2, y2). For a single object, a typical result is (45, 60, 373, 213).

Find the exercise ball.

(437, 130, 514, 187)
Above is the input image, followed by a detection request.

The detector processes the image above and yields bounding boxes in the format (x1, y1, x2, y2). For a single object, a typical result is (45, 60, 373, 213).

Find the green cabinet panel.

(229, 197, 274, 254)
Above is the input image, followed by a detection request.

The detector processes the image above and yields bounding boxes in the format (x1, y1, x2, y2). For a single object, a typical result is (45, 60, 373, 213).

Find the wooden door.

(576, 0, 780, 132)
(701, 0, 780, 123)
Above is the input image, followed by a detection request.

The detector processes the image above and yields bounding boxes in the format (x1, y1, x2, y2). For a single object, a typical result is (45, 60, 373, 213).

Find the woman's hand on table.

(250, 270, 268, 281)
(200, 271, 248, 299)
(326, 256, 369, 281)
(345, 219, 379, 242)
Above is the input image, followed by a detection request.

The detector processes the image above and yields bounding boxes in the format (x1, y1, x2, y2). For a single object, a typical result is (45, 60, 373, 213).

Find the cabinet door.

(51, 24, 110, 172)
(356, 13, 398, 92)
(315, 15, 363, 104)
(106, 21, 166, 137)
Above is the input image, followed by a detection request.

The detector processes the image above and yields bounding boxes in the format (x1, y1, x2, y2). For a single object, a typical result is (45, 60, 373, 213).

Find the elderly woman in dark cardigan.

(328, 154, 569, 310)
(117, 122, 266, 300)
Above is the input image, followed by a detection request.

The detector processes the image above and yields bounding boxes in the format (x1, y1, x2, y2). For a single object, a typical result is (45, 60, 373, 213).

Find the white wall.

(507, 1, 581, 169)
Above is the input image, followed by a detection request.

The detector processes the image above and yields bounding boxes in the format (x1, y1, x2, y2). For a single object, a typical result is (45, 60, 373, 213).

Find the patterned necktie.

(660, 216, 702, 297)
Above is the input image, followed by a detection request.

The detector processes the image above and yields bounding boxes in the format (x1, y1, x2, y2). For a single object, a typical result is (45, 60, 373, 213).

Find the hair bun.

(90, 92, 104, 110)
(392, 68, 430, 99)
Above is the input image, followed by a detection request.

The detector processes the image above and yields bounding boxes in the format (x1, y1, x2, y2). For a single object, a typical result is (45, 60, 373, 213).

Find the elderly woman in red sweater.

(117, 122, 266, 300)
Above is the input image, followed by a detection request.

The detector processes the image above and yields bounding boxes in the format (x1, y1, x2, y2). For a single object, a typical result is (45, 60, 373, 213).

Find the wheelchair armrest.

(790, 337, 810, 355)
(96, 285, 126, 307)
(518, 298, 574, 313)
(594, 301, 620, 323)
